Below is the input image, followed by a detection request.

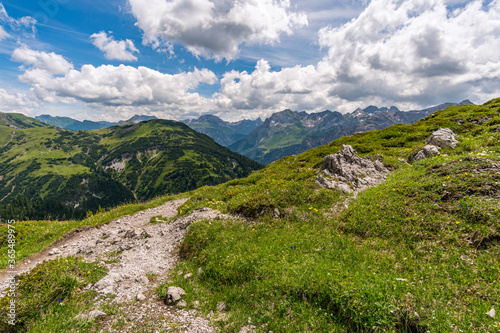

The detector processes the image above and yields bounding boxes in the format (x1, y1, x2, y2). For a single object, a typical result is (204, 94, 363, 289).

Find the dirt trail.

(0, 199, 226, 332)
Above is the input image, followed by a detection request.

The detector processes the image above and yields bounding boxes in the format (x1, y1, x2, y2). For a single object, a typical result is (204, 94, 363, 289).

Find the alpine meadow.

(1, 0, 500, 332)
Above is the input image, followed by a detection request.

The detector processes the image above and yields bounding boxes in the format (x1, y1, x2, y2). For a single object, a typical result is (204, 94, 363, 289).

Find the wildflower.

(456, 221, 460, 224)
(252, 228, 255, 231)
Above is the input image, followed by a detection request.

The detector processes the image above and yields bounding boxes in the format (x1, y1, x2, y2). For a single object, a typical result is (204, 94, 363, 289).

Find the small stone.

(137, 293, 146, 301)
(197, 267, 203, 276)
(165, 286, 186, 304)
(177, 300, 187, 308)
(138, 275, 149, 285)
(486, 308, 496, 318)
(48, 248, 60, 256)
(183, 273, 193, 281)
(140, 230, 152, 239)
(395, 278, 407, 281)
(88, 310, 107, 321)
(238, 325, 256, 333)
(217, 301, 227, 312)
(193, 301, 200, 309)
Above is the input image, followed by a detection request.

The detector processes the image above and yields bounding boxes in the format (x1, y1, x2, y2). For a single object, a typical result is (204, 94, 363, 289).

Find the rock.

(138, 275, 149, 285)
(238, 325, 256, 333)
(48, 248, 60, 256)
(140, 230, 152, 239)
(136, 293, 146, 301)
(495, 126, 500, 133)
(412, 145, 441, 162)
(123, 228, 141, 239)
(88, 310, 107, 321)
(486, 308, 496, 318)
(109, 237, 121, 245)
(184, 273, 193, 281)
(197, 267, 204, 276)
(316, 145, 389, 193)
(177, 299, 187, 308)
(427, 128, 458, 148)
(193, 301, 200, 309)
(165, 286, 186, 304)
(217, 302, 227, 312)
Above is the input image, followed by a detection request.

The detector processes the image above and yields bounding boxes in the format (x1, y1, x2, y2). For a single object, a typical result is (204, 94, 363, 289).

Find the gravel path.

(0, 199, 228, 332)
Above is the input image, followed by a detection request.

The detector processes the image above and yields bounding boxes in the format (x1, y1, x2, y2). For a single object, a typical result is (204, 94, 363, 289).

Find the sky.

(0, 0, 499, 122)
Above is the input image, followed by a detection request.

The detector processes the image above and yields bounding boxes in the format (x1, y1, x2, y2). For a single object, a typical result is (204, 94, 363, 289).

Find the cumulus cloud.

(13, 46, 218, 113)
(128, 0, 308, 60)
(91, 31, 140, 61)
(215, 0, 500, 116)
(12, 45, 74, 75)
(317, 0, 500, 105)
(0, 88, 39, 114)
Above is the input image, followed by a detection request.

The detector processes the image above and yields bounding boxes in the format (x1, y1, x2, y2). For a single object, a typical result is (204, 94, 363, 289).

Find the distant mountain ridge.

(182, 115, 263, 146)
(229, 100, 473, 164)
(35, 114, 158, 131)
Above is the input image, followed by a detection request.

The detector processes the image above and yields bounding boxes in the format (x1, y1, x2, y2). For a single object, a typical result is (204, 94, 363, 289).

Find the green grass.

(2, 99, 500, 332)
(157, 100, 500, 332)
(0, 256, 108, 332)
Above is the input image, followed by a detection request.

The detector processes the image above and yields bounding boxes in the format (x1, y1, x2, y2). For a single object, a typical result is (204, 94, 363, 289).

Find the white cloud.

(0, 3, 36, 36)
(317, 0, 500, 105)
(128, 0, 308, 60)
(13, 47, 218, 114)
(91, 31, 140, 61)
(214, 0, 500, 117)
(0, 25, 9, 40)
(0, 88, 39, 114)
(12, 45, 73, 75)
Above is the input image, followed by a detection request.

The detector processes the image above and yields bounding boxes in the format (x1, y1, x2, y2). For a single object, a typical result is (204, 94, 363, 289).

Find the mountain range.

(228, 100, 473, 164)
(35, 114, 158, 131)
(181, 115, 263, 146)
(0, 116, 262, 220)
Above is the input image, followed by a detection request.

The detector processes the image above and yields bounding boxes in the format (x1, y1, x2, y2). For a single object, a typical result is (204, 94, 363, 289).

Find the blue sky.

(0, 0, 499, 121)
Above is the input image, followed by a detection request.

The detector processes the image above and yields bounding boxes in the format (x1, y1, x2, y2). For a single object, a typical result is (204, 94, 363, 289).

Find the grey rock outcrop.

(412, 145, 441, 162)
(427, 128, 458, 148)
(316, 145, 389, 193)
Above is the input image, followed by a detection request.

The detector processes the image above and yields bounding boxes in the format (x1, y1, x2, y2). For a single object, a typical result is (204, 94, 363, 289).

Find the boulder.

(412, 145, 441, 162)
(427, 128, 458, 148)
(316, 145, 389, 193)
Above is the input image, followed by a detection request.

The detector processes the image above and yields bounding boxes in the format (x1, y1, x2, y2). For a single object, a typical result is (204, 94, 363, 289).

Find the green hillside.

(0, 119, 262, 220)
(0, 100, 499, 332)
(0, 112, 46, 129)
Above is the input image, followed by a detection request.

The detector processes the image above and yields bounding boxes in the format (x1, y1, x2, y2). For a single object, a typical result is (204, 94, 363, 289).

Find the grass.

(157, 100, 500, 332)
(0, 256, 108, 332)
(1, 99, 500, 332)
